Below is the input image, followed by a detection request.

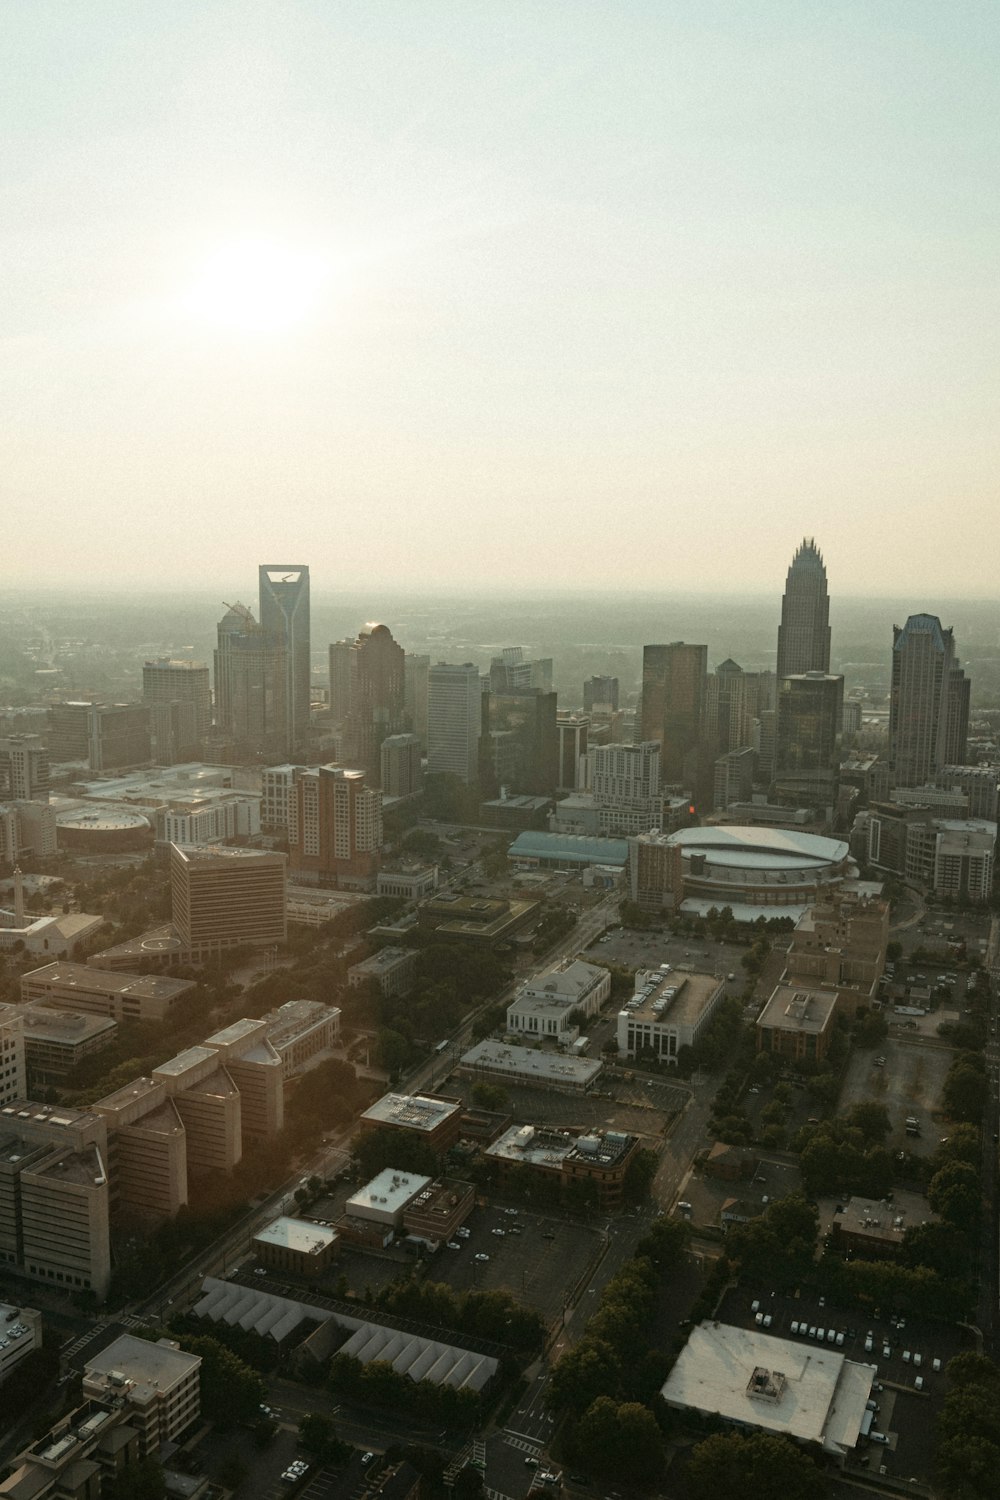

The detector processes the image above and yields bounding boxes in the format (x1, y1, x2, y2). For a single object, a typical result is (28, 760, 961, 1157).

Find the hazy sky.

(3, 2, 998, 596)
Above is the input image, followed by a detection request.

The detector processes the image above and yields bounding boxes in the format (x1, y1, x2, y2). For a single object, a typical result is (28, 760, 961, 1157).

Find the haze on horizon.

(3, 2, 998, 596)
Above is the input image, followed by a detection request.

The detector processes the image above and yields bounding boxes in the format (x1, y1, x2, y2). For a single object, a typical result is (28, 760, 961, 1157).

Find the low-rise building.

(617, 967, 726, 1064)
(346, 1169, 432, 1229)
(506, 957, 611, 1044)
(21, 963, 197, 1023)
(376, 864, 439, 901)
(755, 984, 839, 1063)
(0, 1003, 117, 1088)
(82, 1335, 201, 1456)
(359, 1093, 463, 1155)
(0, 1399, 141, 1500)
(348, 947, 418, 997)
(660, 1321, 874, 1464)
(458, 1039, 603, 1092)
(830, 1193, 938, 1260)
(485, 1124, 639, 1209)
(417, 891, 540, 946)
(253, 1216, 339, 1277)
(401, 1177, 475, 1244)
(260, 999, 341, 1077)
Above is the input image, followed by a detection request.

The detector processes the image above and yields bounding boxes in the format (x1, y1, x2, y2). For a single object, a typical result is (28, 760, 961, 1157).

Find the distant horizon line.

(4, 585, 999, 606)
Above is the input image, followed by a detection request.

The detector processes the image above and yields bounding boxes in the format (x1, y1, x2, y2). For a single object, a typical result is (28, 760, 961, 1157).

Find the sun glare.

(182, 237, 329, 333)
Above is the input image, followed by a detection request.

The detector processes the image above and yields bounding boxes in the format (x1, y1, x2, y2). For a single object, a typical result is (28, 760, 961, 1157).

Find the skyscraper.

(776, 539, 831, 681)
(640, 643, 707, 783)
(259, 565, 311, 756)
(288, 765, 382, 887)
(772, 671, 844, 810)
(890, 615, 969, 788)
(142, 659, 212, 762)
(327, 623, 405, 780)
(426, 663, 481, 783)
(213, 602, 286, 756)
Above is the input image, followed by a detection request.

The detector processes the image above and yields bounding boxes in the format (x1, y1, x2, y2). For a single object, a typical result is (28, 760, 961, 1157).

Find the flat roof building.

(21, 962, 197, 1022)
(253, 1215, 339, 1277)
(82, 1335, 201, 1457)
(0, 1301, 42, 1387)
(660, 1321, 874, 1463)
(347, 1169, 432, 1227)
(458, 1040, 603, 1092)
(348, 947, 418, 997)
(617, 966, 726, 1064)
(0, 1002, 116, 1088)
(170, 842, 287, 958)
(485, 1124, 639, 1208)
(359, 1093, 462, 1154)
(756, 983, 839, 1062)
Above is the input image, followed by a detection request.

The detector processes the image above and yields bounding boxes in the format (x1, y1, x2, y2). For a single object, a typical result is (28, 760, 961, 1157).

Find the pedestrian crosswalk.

(503, 1433, 543, 1456)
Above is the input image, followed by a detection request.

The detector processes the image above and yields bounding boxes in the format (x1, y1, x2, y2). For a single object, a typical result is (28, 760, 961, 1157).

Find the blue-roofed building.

(507, 831, 629, 870)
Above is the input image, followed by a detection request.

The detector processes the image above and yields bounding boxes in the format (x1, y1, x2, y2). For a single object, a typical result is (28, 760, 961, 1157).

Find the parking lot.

(586, 927, 748, 987)
(839, 1036, 953, 1151)
(433, 1202, 605, 1319)
(717, 1284, 967, 1485)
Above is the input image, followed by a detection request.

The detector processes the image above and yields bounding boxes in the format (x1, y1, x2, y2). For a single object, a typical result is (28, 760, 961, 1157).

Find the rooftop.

(84, 1334, 200, 1395)
(508, 831, 630, 867)
(833, 1193, 937, 1244)
(362, 1093, 461, 1133)
(347, 1170, 431, 1217)
(661, 1321, 874, 1456)
(459, 1039, 603, 1087)
(350, 947, 415, 974)
(254, 1215, 338, 1254)
(756, 984, 839, 1035)
(622, 966, 722, 1027)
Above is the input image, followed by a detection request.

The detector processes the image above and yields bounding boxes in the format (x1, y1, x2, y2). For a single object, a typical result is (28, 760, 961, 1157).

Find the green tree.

(546, 1338, 621, 1416)
(173, 1335, 265, 1425)
(686, 1430, 827, 1500)
(943, 1055, 989, 1124)
(299, 1412, 351, 1466)
(622, 1147, 658, 1204)
(470, 1081, 509, 1111)
(928, 1160, 981, 1233)
(572, 1397, 664, 1485)
(845, 1101, 891, 1144)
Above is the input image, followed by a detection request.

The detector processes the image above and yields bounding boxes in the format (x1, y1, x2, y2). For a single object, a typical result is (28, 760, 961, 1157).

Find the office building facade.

(213, 601, 287, 755)
(776, 538, 831, 681)
(288, 764, 382, 887)
(170, 844, 287, 957)
(889, 614, 968, 788)
(259, 564, 311, 755)
(772, 672, 844, 810)
(640, 642, 707, 783)
(426, 663, 481, 783)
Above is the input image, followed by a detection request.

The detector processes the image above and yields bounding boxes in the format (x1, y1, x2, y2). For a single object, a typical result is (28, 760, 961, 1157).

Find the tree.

(572, 1397, 664, 1485)
(470, 1081, 509, 1111)
(943, 1054, 989, 1124)
(622, 1147, 658, 1204)
(173, 1335, 265, 1425)
(546, 1338, 621, 1416)
(299, 1412, 351, 1466)
(686, 1430, 827, 1500)
(845, 1101, 891, 1144)
(928, 1160, 981, 1233)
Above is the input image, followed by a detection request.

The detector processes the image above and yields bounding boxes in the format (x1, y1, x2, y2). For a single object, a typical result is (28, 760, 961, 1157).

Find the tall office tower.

(329, 639, 357, 722)
(556, 713, 590, 792)
(426, 663, 482, 783)
(288, 765, 382, 886)
(259, 564, 311, 756)
(404, 653, 430, 745)
(328, 624, 405, 780)
(583, 676, 619, 713)
(776, 538, 832, 681)
(0, 735, 50, 802)
(142, 659, 212, 748)
(703, 659, 757, 754)
(640, 643, 707, 782)
(481, 686, 559, 797)
(890, 615, 968, 788)
(381, 733, 423, 799)
(591, 741, 662, 835)
(772, 672, 844, 809)
(170, 843, 287, 958)
(213, 602, 287, 756)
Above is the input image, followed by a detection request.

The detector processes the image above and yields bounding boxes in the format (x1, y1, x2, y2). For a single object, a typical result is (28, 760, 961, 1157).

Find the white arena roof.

(661, 1321, 874, 1458)
(670, 825, 849, 870)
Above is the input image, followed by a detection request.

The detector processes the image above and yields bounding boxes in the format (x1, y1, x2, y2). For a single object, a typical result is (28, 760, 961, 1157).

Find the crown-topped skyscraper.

(776, 538, 831, 681)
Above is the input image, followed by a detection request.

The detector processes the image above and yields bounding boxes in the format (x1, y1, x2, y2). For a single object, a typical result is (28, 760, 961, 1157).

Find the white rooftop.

(348, 1169, 431, 1217)
(254, 1216, 338, 1254)
(460, 1039, 603, 1087)
(661, 1322, 874, 1456)
(362, 1093, 460, 1132)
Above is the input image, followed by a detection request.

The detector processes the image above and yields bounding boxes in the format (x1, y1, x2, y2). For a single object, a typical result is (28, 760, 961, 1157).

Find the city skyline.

(3, 4, 998, 596)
